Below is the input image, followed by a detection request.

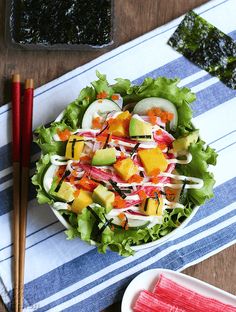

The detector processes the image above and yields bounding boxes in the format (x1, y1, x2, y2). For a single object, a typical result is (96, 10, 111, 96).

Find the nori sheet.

(168, 11, 236, 89)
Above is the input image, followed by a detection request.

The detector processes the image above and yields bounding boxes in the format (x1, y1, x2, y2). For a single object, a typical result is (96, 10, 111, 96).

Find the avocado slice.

(173, 130, 199, 153)
(129, 115, 152, 140)
(92, 147, 116, 166)
(53, 181, 75, 202)
(92, 184, 115, 213)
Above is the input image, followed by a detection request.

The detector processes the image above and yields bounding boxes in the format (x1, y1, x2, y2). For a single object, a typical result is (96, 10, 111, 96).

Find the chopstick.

(19, 79, 34, 312)
(12, 76, 34, 312)
(12, 74, 21, 312)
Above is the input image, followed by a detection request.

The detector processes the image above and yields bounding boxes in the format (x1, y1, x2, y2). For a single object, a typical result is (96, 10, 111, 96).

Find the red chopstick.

(19, 79, 34, 312)
(12, 74, 21, 312)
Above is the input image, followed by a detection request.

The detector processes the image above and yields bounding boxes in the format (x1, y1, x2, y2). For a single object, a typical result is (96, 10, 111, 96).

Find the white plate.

(121, 269, 236, 312)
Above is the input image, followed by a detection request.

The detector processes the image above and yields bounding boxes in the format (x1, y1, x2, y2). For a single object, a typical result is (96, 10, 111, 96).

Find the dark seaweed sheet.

(168, 11, 236, 89)
(11, 0, 112, 46)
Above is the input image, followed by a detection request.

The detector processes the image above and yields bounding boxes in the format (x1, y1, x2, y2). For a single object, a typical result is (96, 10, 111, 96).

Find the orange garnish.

(74, 189, 80, 197)
(158, 143, 167, 150)
(150, 168, 160, 176)
(92, 117, 103, 129)
(78, 175, 98, 192)
(118, 212, 126, 220)
(165, 188, 177, 201)
(97, 91, 108, 99)
(69, 176, 76, 184)
(156, 129, 162, 136)
(150, 189, 160, 197)
(119, 152, 126, 160)
(151, 176, 159, 184)
(128, 174, 143, 183)
(80, 155, 92, 164)
(113, 195, 126, 208)
(57, 129, 71, 141)
(111, 94, 119, 100)
(56, 166, 67, 178)
(138, 190, 147, 201)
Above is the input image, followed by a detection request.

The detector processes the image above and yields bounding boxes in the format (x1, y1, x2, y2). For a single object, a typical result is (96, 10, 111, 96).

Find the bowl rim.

(50, 107, 200, 251)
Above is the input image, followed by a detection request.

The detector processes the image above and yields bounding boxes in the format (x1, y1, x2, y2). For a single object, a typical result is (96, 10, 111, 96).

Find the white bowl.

(50, 109, 200, 251)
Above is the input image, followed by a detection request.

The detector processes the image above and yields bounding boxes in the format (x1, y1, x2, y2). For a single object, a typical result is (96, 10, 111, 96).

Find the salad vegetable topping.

(32, 72, 217, 256)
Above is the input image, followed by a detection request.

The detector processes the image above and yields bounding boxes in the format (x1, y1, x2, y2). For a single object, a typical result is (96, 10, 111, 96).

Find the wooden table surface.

(0, 0, 235, 311)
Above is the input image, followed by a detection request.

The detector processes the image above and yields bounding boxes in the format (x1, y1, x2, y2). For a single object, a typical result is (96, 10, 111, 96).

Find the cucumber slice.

(133, 97, 178, 129)
(82, 99, 121, 129)
(111, 216, 150, 230)
(43, 164, 59, 193)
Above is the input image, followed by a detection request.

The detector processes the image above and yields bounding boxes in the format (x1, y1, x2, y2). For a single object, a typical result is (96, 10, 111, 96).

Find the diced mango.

(140, 197, 163, 216)
(65, 135, 84, 160)
(108, 111, 131, 137)
(71, 189, 93, 214)
(113, 158, 138, 181)
(116, 111, 131, 120)
(138, 147, 168, 176)
(109, 120, 126, 137)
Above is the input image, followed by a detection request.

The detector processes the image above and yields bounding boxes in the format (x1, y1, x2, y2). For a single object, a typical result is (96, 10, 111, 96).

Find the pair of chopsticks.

(12, 74, 34, 312)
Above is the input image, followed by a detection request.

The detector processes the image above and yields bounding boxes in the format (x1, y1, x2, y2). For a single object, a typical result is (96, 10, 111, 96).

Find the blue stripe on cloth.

(6, 176, 235, 309)
(47, 223, 236, 312)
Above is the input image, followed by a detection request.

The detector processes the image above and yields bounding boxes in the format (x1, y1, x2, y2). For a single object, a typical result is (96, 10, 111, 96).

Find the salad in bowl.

(32, 72, 217, 256)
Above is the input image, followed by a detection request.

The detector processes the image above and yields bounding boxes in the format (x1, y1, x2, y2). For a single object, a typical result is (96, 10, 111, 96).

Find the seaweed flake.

(168, 11, 236, 89)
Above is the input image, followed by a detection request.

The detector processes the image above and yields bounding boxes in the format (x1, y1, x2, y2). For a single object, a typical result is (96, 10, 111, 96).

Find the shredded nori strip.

(154, 192, 160, 214)
(144, 198, 149, 211)
(96, 123, 109, 136)
(87, 205, 103, 222)
(54, 170, 70, 192)
(168, 11, 236, 89)
(109, 179, 126, 199)
(87, 207, 113, 241)
(130, 135, 152, 139)
(179, 179, 187, 202)
(98, 217, 114, 234)
(103, 134, 111, 149)
(130, 143, 140, 157)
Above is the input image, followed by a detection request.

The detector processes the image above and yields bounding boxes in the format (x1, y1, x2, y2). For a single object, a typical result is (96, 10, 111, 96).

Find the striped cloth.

(1, 0, 236, 311)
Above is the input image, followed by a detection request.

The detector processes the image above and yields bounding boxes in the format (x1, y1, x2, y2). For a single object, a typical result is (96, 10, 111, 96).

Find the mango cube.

(65, 135, 84, 160)
(71, 189, 93, 214)
(113, 158, 138, 181)
(108, 111, 131, 137)
(140, 197, 163, 216)
(138, 147, 168, 176)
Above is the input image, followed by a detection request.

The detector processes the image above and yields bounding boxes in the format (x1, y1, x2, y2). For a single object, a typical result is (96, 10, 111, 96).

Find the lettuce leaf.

(31, 154, 54, 204)
(61, 205, 192, 257)
(177, 140, 217, 205)
(34, 121, 70, 155)
(113, 76, 196, 130)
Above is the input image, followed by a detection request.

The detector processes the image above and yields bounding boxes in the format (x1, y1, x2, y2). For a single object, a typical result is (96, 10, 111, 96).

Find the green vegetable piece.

(53, 181, 75, 202)
(168, 11, 236, 89)
(92, 147, 116, 166)
(92, 184, 115, 213)
(129, 115, 152, 140)
(173, 130, 199, 153)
